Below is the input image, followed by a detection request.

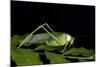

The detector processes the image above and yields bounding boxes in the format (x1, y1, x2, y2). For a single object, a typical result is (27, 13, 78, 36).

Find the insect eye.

(66, 34, 71, 41)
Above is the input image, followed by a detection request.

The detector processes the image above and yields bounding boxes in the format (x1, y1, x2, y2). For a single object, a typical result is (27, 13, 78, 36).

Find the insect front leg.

(69, 37, 75, 48)
(63, 37, 75, 53)
(63, 42, 68, 52)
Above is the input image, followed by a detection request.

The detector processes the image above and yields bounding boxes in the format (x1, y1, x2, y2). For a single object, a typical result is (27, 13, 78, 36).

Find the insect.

(18, 23, 75, 51)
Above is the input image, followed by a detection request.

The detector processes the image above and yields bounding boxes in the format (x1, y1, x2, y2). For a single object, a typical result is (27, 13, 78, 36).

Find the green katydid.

(18, 23, 75, 52)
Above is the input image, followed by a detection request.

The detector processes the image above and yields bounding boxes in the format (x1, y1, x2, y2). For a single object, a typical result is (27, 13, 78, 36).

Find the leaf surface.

(63, 47, 95, 60)
(11, 48, 42, 66)
(45, 51, 70, 64)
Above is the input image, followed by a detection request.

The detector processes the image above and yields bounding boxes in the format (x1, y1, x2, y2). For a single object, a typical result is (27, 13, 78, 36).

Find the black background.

(11, 1, 95, 49)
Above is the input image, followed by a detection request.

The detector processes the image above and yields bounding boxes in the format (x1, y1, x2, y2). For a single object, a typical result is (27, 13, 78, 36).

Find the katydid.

(18, 23, 75, 51)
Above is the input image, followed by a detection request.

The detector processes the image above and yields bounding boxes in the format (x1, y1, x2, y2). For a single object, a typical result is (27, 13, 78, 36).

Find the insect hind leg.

(42, 23, 54, 32)
(18, 24, 45, 48)
(18, 23, 57, 48)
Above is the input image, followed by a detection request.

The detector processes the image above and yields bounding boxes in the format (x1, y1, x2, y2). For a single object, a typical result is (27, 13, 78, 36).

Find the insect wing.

(30, 33, 50, 44)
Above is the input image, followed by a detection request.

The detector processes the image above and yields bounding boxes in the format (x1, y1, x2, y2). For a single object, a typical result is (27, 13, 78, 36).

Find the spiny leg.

(43, 23, 54, 32)
(69, 37, 75, 48)
(63, 42, 68, 52)
(62, 43, 72, 55)
(18, 25, 43, 48)
(41, 26, 63, 45)
(18, 23, 56, 48)
(42, 26, 58, 40)
(63, 37, 75, 53)
(66, 37, 75, 49)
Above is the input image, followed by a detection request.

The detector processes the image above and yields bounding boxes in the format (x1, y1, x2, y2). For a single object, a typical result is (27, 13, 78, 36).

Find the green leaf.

(63, 47, 94, 57)
(65, 55, 95, 60)
(11, 48, 42, 66)
(45, 51, 70, 64)
(11, 35, 21, 47)
(78, 59, 88, 62)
